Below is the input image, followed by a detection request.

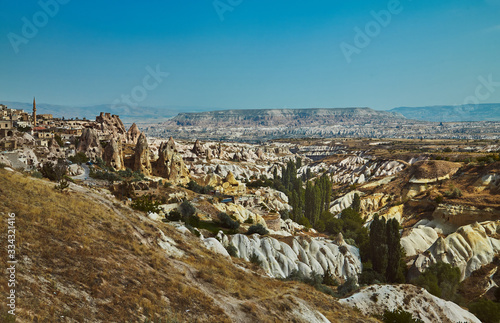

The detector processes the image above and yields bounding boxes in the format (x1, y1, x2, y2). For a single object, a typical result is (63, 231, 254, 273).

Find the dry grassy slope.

(0, 170, 379, 323)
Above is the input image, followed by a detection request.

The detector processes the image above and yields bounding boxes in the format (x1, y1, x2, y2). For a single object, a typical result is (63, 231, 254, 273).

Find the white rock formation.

(401, 226, 440, 257)
(157, 229, 184, 258)
(217, 232, 362, 280)
(329, 191, 364, 214)
(68, 164, 84, 176)
(203, 238, 230, 258)
(213, 202, 267, 226)
(412, 221, 500, 280)
(339, 284, 480, 323)
(0, 155, 12, 167)
(300, 156, 406, 186)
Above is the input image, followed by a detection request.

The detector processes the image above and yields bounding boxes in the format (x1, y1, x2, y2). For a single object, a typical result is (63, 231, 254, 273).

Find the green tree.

(370, 216, 388, 279)
(179, 200, 196, 218)
(386, 219, 404, 283)
(381, 308, 424, 323)
(68, 152, 89, 164)
(468, 298, 500, 323)
(415, 262, 461, 301)
(40, 159, 67, 182)
(352, 193, 361, 213)
(217, 212, 240, 230)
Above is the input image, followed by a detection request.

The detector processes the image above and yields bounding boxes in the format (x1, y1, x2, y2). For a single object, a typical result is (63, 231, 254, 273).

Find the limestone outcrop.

(411, 221, 500, 280)
(339, 284, 481, 323)
(202, 171, 246, 195)
(96, 112, 127, 141)
(0, 155, 12, 167)
(401, 226, 440, 257)
(329, 191, 364, 214)
(213, 202, 266, 226)
(300, 157, 406, 186)
(433, 204, 500, 228)
(408, 160, 461, 184)
(217, 232, 362, 280)
(47, 138, 65, 160)
(153, 137, 190, 184)
(126, 123, 141, 145)
(77, 128, 102, 160)
(133, 132, 152, 176)
(103, 137, 125, 171)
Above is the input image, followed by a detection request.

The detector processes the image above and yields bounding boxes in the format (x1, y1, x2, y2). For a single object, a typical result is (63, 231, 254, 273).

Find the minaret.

(33, 97, 37, 126)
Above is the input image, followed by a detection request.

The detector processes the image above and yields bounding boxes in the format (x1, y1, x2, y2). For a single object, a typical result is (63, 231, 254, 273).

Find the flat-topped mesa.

(127, 123, 141, 145)
(169, 107, 406, 128)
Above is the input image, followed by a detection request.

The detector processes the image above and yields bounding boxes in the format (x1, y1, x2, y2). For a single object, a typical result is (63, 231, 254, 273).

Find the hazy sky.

(1, 0, 500, 110)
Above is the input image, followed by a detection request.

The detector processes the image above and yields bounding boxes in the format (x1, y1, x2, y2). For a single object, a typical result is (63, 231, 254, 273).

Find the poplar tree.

(369, 216, 388, 278)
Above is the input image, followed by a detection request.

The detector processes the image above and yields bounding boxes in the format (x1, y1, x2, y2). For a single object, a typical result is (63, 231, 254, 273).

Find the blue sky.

(1, 0, 499, 111)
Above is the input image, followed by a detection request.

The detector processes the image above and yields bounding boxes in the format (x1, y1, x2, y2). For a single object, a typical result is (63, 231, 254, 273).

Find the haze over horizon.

(1, 1, 500, 111)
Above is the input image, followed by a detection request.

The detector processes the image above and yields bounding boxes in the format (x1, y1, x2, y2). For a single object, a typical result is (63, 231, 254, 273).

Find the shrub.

(434, 195, 444, 204)
(226, 245, 238, 257)
(217, 212, 240, 230)
(495, 287, 500, 302)
(315, 220, 325, 232)
(55, 179, 70, 192)
(468, 298, 500, 323)
(17, 125, 32, 132)
(381, 308, 424, 323)
(247, 224, 269, 235)
(179, 200, 196, 218)
(322, 267, 339, 286)
(167, 210, 182, 221)
(359, 267, 386, 285)
(31, 171, 43, 178)
(414, 262, 461, 301)
(40, 160, 67, 181)
(89, 169, 122, 182)
(131, 194, 161, 213)
(337, 277, 358, 297)
(297, 216, 311, 228)
(279, 210, 290, 220)
(249, 253, 262, 267)
(445, 187, 462, 199)
(186, 180, 213, 194)
(284, 269, 337, 296)
(54, 134, 64, 147)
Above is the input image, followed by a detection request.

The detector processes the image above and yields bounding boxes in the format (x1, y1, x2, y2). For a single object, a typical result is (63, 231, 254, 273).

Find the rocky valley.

(1, 108, 500, 322)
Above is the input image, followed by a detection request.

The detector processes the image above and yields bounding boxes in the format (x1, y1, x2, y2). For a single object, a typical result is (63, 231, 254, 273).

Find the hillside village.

(1, 102, 500, 322)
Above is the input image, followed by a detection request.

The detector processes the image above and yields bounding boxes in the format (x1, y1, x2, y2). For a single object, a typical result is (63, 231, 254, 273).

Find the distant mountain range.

(390, 104, 500, 122)
(2, 101, 499, 123)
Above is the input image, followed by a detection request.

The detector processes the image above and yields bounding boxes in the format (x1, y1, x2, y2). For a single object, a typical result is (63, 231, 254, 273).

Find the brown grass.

(0, 169, 379, 322)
